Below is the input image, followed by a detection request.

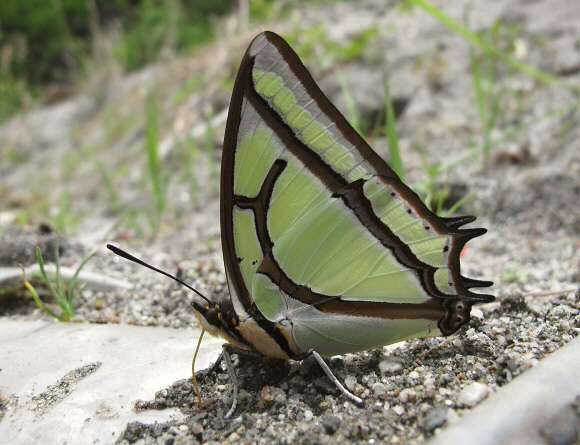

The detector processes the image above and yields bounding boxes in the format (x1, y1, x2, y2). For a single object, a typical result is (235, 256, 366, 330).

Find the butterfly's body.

(190, 31, 493, 366)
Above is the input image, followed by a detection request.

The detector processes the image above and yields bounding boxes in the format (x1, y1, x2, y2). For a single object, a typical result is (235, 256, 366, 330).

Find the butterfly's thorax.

(192, 298, 304, 359)
(191, 300, 251, 352)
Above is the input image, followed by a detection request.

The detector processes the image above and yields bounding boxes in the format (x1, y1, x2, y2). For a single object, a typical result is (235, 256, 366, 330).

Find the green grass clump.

(0, 0, 236, 122)
(405, 0, 570, 88)
(285, 25, 379, 70)
(22, 246, 95, 321)
(113, 0, 233, 73)
(332, 1, 577, 214)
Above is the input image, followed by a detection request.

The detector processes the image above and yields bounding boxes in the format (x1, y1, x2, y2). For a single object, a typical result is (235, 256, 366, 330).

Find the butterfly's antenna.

(106, 244, 212, 305)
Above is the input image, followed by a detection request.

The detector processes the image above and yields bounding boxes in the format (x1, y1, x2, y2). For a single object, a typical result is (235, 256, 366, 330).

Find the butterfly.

(108, 30, 493, 418)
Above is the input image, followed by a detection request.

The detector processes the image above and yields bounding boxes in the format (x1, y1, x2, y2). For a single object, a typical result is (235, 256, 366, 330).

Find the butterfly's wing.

(221, 31, 493, 358)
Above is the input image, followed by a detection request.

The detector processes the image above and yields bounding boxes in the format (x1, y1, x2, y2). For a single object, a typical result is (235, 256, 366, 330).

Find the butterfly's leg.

(298, 349, 363, 405)
(194, 352, 224, 380)
(222, 343, 264, 359)
(195, 344, 260, 379)
(192, 346, 238, 418)
(198, 344, 263, 418)
(221, 345, 239, 419)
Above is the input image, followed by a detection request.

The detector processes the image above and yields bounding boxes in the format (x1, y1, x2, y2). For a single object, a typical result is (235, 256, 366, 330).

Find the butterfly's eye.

(205, 307, 220, 326)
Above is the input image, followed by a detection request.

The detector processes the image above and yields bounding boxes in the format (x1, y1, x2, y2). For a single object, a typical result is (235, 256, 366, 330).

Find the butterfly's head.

(439, 298, 474, 335)
(191, 299, 225, 333)
(190, 298, 249, 349)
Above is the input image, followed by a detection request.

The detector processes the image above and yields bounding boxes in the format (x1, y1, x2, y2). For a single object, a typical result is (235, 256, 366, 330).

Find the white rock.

(372, 382, 388, 396)
(379, 358, 403, 374)
(393, 405, 405, 415)
(344, 375, 357, 391)
(0, 320, 223, 445)
(400, 388, 417, 403)
(471, 307, 484, 319)
(424, 377, 436, 388)
(458, 383, 490, 407)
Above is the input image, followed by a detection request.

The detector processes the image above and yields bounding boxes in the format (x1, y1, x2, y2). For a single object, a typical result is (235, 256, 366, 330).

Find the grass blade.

(382, 73, 404, 180)
(470, 49, 487, 131)
(67, 248, 96, 310)
(145, 91, 165, 223)
(406, 0, 572, 90)
(36, 246, 62, 307)
(26, 245, 95, 321)
(21, 265, 62, 320)
(336, 71, 363, 135)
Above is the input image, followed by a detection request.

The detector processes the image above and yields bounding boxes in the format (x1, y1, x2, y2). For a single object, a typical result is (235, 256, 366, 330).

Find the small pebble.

(400, 388, 417, 403)
(422, 406, 447, 432)
(372, 382, 388, 396)
(314, 377, 337, 396)
(261, 386, 286, 403)
(304, 410, 314, 422)
(261, 386, 276, 402)
(471, 307, 484, 319)
(424, 377, 436, 388)
(238, 389, 249, 401)
(379, 359, 403, 374)
(322, 415, 341, 435)
(344, 375, 357, 391)
(457, 382, 489, 407)
(288, 393, 301, 404)
(274, 388, 286, 403)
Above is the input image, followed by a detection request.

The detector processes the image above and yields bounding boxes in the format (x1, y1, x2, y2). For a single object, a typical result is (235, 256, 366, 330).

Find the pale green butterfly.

(109, 31, 493, 418)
